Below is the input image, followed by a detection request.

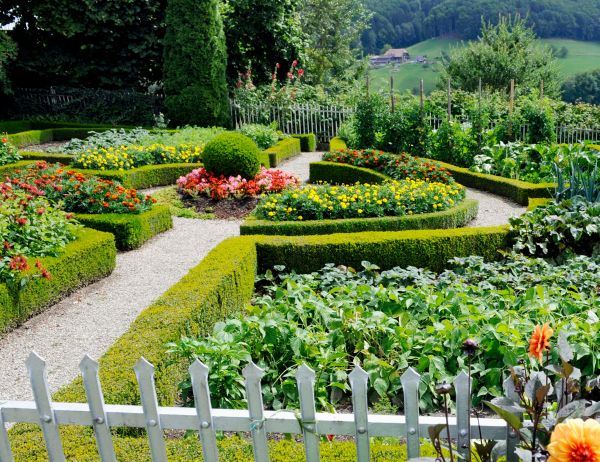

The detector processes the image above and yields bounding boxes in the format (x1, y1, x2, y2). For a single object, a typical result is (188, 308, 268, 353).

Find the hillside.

(369, 37, 600, 94)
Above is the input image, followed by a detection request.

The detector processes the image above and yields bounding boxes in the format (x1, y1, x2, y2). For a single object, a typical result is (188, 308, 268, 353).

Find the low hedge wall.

(310, 161, 390, 184)
(0, 160, 35, 177)
(7, 127, 112, 148)
(292, 133, 317, 152)
(75, 205, 173, 250)
(7, 227, 510, 459)
(0, 228, 116, 333)
(19, 150, 74, 163)
(264, 137, 302, 167)
(241, 198, 478, 236)
(329, 136, 347, 151)
(74, 163, 203, 189)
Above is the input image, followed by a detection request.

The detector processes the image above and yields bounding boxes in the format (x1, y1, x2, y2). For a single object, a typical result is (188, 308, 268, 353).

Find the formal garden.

(1, 2, 600, 461)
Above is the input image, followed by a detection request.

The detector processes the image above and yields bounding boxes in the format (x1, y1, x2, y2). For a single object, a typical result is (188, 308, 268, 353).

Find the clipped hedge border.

(264, 137, 302, 167)
(0, 160, 35, 177)
(0, 120, 129, 134)
(310, 161, 390, 184)
(19, 150, 74, 163)
(241, 199, 478, 236)
(7, 127, 113, 148)
(0, 228, 116, 333)
(326, 137, 554, 205)
(74, 162, 203, 189)
(75, 205, 173, 250)
(7, 227, 509, 459)
(292, 133, 317, 152)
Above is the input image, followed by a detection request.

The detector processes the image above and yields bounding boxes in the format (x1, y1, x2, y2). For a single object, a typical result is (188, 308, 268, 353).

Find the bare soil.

(182, 195, 259, 219)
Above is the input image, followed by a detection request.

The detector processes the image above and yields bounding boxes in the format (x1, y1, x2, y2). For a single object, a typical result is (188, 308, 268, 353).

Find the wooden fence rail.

(0, 352, 521, 462)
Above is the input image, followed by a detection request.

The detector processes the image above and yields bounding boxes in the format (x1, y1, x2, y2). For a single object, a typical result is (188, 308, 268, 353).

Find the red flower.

(297, 69, 305, 77)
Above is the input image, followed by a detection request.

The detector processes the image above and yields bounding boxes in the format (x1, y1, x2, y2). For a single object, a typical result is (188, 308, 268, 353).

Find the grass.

(150, 186, 215, 219)
(369, 37, 600, 94)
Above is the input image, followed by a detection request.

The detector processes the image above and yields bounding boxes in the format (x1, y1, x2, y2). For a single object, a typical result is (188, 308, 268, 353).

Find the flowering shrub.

(323, 148, 454, 183)
(255, 180, 465, 221)
(73, 144, 203, 170)
(177, 167, 300, 200)
(9, 162, 156, 214)
(0, 134, 21, 166)
(0, 184, 77, 283)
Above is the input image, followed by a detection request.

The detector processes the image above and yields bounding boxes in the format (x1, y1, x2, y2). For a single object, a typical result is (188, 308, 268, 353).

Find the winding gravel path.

(0, 152, 524, 401)
(0, 218, 239, 401)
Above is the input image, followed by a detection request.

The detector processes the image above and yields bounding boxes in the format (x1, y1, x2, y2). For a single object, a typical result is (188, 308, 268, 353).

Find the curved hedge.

(0, 160, 35, 177)
(310, 161, 390, 184)
(241, 198, 478, 236)
(265, 137, 302, 167)
(75, 205, 173, 250)
(329, 136, 348, 151)
(7, 227, 510, 459)
(19, 150, 74, 164)
(292, 133, 317, 152)
(0, 228, 116, 333)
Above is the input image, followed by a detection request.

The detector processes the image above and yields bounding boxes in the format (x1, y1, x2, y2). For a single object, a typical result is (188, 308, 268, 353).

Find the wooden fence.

(0, 352, 521, 462)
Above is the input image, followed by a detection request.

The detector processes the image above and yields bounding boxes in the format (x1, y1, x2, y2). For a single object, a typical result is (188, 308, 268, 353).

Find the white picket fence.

(0, 352, 523, 462)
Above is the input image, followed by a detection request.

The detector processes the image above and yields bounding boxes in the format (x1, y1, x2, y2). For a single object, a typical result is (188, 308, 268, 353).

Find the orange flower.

(548, 418, 600, 462)
(529, 323, 553, 361)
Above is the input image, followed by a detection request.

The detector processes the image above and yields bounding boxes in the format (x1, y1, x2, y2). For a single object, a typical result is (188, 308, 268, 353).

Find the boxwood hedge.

(19, 151, 74, 163)
(291, 133, 317, 152)
(241, 198, 478, 236)
(310, 161, 390, 184)
(75, 205, 173, 250)
(0, 228, 116, 332)
(0, 160, 35, 177)
(264, 137, 302, 167)
(7, 227, 508, 459)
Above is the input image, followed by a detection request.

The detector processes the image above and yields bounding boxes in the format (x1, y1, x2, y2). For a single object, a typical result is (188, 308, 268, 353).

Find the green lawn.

(370, 37, 600, 95)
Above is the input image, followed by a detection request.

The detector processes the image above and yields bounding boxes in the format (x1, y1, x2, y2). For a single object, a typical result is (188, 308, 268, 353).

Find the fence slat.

(134, 358, 168, 462)
(454, 371, 471, 461)
(296, 364, 320, 462)
(79, 355, 117, 462)
(243, 362, 270, 462)
(503, 376, 521, 462)
(349, 366, 370, 462)
(26, 352, 66, 462)
(189, 360, 220, 462)
(0, 405, 14, 462)
(400, 367, 421, 459)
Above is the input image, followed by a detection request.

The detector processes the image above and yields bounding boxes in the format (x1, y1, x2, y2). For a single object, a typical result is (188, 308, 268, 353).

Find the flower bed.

(8, 162, 172, 249)
(255, 180, 465, 221)
(0, 135, 21, 166)
(323, 148, 453, 184)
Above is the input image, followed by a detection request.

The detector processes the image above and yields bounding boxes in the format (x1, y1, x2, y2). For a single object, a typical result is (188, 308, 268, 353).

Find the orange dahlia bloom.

(548, 418, 600, 462)
(528, 323, 553, 361)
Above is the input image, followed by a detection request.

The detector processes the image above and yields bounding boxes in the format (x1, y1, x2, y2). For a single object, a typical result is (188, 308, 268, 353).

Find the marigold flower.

(529, 322, 553, 361)
(547, 418, 600, 462)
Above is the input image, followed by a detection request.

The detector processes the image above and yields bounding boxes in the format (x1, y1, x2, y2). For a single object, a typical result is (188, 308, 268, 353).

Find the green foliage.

(171, 253, 600, 412)
(255, 180, 465, 221)
(291, 133, 316, 152)
(238, 124, 280, 150)
(520, 98, 557, 143)
(202, 133, 261, 178)
(19, 151, 73, 163)
(75, 206, 173, 250)
(55, 128, 150, 154)
(141, 126, 226, 148)
(441, 16, 559, 95)
(310, 160, 391, 185)
(163, 0, 229, 126)
(242, 199, 478, 235)
(151, 186, 212, 218)
(376, 103, 431, 157)
(554, 149, 600, 202)
(510, 197, 600, 257)
(0, 31, 16, 94)
(353, 94, 387, 148)
(0, 228, 116, 332)
(0, 136, 20, 165)
(562, 69, 600, 105)
(264, 137, 301, 167)
(429, 120, 478, 167)
(76, 163, 202, 189)
(257, 226, 509, 273)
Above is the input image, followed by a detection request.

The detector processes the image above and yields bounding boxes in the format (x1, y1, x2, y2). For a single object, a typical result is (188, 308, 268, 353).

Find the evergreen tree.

(163, 0, 229, 126)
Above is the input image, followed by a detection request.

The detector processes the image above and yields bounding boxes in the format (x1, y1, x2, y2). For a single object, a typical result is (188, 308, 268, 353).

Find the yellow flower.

(547, 418, 600, 462)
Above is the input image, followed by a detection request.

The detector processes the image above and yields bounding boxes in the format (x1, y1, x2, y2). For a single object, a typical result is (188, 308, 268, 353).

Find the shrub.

(510, 197, 600, 257)
(163, 0, 229, 126)
(202, 132, 261, 178)
(10, 162, 156, 214)
(238, 123, 280, 150)
(521, 98, 557, 144)
(377, 103, 430, 157)
(255, 180, 465, 221)
(73, 144, 203, 170)
(291, 133, 316, 152)
(429, 120, 478, 167)
(323, 148, 454, 183)
(0, 135, 21, 165)
(353, 94, 387, 148)
(264, 137, 301, 167)
(554, 148, 600, 202)
(177, 166, 299, 200)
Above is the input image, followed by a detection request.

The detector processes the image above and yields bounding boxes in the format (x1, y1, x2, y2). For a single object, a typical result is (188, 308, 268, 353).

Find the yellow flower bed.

(74, 144, 202, 171)
(255, 180, 465, 221)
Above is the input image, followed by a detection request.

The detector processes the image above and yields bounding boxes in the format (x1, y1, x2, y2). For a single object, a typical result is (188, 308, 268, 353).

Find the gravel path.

(279, 152, 526, 227)
(0, 218, 239, 401)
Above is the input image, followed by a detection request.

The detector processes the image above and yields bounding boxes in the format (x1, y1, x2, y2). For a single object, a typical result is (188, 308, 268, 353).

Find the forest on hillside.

(361, 0, 600, 53)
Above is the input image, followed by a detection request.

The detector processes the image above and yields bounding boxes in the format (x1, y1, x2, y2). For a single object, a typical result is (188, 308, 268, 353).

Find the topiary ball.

(202, 132, 261, 179)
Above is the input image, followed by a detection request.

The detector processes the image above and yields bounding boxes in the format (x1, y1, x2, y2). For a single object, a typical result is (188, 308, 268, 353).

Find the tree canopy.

(562, 70, 600, 106)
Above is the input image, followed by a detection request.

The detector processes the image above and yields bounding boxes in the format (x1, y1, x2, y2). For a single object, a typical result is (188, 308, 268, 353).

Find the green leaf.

(484, 399, 523, 430)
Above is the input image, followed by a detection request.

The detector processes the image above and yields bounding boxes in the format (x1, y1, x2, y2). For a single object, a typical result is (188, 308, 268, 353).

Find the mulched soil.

(182, 195, 259, 219)
(24, 141, 68, 152)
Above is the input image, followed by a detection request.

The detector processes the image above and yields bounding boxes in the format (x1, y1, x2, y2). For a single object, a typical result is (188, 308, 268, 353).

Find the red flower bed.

(7, 162, 156, 214)
(323, 148, 453, 184)
(177, 167, 300, 200)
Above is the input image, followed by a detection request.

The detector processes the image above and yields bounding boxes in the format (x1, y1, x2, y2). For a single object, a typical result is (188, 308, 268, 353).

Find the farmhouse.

(369, 48, 410, 65)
